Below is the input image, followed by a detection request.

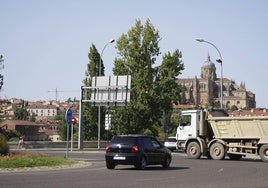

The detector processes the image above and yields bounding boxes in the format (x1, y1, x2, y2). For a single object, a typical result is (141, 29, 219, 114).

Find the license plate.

(113, 156, 126, 160)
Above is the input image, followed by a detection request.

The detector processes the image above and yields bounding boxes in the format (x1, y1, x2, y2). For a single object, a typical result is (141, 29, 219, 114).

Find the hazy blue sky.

(1, 0, 267, 107)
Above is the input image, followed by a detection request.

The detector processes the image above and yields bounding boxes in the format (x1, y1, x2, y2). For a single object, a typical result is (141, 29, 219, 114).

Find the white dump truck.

(176, 109, 268, 162)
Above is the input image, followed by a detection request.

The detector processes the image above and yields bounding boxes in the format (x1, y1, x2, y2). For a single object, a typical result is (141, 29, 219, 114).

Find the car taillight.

(131, 145, 139, 153)
(106, 146, 111, 153)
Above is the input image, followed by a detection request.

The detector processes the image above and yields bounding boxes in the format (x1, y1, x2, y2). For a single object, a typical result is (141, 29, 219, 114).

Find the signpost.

(65, 108, 72, 158)
(78, 75, 131, 150)
(71, 117, 77, 151)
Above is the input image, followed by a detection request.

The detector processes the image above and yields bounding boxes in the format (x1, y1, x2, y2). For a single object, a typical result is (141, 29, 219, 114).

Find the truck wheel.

(186, 142, 201, 159)
(210, 142, 225, 160)
(259, 145, 268, 162)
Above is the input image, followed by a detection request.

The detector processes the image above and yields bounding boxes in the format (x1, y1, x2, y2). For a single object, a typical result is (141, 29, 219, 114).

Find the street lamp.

(97, 38, 115, 149)
(99, 39, 115, 76)
(195, 38, 223, 109)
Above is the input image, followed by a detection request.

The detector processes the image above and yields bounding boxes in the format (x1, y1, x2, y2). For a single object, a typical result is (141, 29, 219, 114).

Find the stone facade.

(176, 55, 256, 109)
(27, 104, 58, 120)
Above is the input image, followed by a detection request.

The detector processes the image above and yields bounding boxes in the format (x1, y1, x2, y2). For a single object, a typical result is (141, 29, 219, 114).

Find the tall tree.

(111, 19, 184, 136)
(112, 19, 158, 135)
(82, 44, 105, 140)
(156, 50, 184, 135)
(12, 101, 29, 120)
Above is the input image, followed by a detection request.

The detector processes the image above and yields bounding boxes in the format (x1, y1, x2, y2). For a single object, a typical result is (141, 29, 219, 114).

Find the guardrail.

(8, 141, 109, 149)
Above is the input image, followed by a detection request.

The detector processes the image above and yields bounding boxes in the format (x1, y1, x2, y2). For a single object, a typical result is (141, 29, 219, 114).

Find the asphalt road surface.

(0, 150, 267, 188)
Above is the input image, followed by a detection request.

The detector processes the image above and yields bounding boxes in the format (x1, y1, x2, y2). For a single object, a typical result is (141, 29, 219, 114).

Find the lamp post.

(97, 39, 115, 149)
(196, 38, 223, 109)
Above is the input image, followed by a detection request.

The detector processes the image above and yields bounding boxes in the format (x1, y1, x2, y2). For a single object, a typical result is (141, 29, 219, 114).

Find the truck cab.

(176, 109, 211, 159)
(176, 110, 203, 150)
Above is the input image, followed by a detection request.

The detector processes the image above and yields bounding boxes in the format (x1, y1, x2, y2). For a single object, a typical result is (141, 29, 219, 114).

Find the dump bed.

(207, 111, 268, 139)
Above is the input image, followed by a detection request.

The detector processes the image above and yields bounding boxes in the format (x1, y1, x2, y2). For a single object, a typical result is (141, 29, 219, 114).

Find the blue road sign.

(66, 108, 73, 125)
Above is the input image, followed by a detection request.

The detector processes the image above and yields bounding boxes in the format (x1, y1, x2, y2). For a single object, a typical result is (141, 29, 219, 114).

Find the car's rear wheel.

(162, 156, 171, 168)
(135, 156, 147, 170)
(106, 162, 116, 169)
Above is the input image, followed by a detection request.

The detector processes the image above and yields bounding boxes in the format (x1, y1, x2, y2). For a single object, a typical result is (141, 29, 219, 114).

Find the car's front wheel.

(162, 156, 171, 168)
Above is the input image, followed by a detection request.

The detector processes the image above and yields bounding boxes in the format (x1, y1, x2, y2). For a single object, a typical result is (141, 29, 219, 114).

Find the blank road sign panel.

(89, 75, 131, 106)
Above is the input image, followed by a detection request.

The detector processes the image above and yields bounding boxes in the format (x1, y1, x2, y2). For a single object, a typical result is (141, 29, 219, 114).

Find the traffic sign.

(66, 108, 73, 125)
(105, 114, 111, 130)
(71, 117, 77, 125)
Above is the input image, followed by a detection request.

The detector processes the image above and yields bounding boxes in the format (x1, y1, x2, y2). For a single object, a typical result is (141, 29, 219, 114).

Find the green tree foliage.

(82, 44, 106, 140)
(56, 115, 67, 141)
(156, 50, 184, 136)
(156, 50, 184, 110)
(111, 19, 184, 136)
(12, 101, 29, 120)
(230, 105, 238, 111)
(0, 134, 9, 155)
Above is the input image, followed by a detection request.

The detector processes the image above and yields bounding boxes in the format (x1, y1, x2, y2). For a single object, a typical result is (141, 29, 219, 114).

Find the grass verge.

(0, 151, 76, 168)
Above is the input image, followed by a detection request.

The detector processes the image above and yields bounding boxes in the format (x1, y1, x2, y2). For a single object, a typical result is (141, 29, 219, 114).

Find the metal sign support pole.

(66, 123, 69, 158)
(78, 86, 84, 150)
(65, 108, 72, 157)
(71, 124, 73, 152)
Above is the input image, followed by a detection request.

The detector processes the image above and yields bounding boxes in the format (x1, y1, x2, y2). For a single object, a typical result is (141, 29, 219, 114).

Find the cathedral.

(176, 55, 256, 109)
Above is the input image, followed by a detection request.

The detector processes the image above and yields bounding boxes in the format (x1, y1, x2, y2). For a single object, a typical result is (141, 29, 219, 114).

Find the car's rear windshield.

(110, 136, 137, 145)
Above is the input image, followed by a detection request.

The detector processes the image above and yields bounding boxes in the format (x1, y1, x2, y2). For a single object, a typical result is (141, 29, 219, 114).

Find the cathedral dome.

(203, 54, 215, 67)
(201, 54, 217, 80)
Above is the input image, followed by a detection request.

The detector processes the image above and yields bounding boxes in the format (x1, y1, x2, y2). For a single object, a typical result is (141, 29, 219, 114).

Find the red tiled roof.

(229, 109, 268, 117)
(173, 104, 195, 109)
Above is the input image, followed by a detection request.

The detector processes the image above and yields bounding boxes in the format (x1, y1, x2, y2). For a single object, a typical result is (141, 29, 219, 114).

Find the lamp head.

(216, 59, 222, 64)
(109, 39, 115, 43)
(195, 38, 204, 42)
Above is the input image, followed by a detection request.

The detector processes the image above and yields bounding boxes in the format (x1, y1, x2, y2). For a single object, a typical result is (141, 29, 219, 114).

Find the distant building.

(0, 120, 48, 141)
(229, 109, 268, 117)
(27, 103, 58, 120)
(0, 99, 80, 142)
(176, 55, 256, 109)
(0, 99, 12, 119)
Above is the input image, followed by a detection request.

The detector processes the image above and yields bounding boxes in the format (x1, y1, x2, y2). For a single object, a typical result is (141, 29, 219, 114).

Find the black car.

(105, 135, 172, 170)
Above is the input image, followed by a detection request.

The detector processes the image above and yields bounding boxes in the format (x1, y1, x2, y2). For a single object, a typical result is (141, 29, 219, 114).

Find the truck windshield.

(180, 115, 191, 126)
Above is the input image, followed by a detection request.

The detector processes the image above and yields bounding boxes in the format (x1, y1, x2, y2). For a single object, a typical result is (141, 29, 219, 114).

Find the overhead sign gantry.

(78, 75, 131, 149)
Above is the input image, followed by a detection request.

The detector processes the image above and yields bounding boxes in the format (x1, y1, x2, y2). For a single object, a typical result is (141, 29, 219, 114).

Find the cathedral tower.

(201, 54, 217, 81)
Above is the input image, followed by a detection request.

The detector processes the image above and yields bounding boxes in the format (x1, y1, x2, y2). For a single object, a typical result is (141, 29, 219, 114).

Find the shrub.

(0, 134, 9, 155)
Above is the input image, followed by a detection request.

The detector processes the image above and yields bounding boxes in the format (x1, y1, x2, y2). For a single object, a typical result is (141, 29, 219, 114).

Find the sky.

(0, 0, 268, 107)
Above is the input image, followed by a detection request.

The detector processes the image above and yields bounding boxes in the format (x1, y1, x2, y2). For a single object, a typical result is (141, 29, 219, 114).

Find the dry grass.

(0, 151, 76, 168)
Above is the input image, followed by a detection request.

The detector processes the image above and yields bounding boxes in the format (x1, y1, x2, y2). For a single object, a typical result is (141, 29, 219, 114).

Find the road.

(0, 150, 267, 188)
